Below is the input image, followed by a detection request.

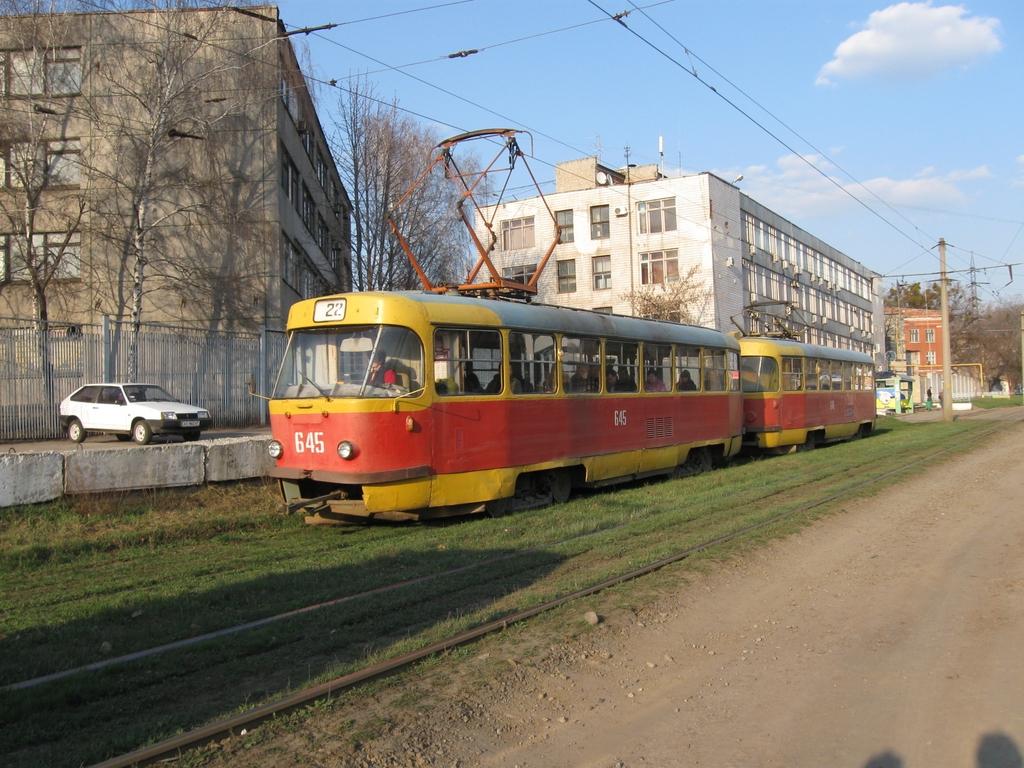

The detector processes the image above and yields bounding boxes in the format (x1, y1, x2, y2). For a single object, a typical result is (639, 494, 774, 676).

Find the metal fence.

(0, 319, 286, 441)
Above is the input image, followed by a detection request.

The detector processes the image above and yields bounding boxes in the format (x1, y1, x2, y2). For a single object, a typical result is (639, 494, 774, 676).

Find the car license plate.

(182, 420, 200, 427)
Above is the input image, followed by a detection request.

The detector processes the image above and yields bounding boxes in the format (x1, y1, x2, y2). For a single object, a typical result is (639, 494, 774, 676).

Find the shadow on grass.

(0, 545, 564, 768)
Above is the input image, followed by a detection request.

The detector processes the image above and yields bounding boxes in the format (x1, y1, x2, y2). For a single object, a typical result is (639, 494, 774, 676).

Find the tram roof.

(738, 335, 873, 363)
(327, 291, 738, 349)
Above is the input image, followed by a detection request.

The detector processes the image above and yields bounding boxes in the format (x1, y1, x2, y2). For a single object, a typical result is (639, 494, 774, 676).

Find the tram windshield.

(740, 356, 780, 393)
(273, 325, 424, 399)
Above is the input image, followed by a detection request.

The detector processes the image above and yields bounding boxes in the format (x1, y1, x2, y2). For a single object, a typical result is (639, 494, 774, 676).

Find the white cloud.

(947, 165, 991, 181)
(728, 154, 987, 219)
(816, 2, 1002, 85)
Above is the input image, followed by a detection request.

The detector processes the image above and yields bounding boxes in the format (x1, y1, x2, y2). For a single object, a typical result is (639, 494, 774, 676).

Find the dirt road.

(207, 411, 1024, 768)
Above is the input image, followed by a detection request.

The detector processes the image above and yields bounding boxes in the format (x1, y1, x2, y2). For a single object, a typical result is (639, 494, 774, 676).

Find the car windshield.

(123, 385, 176, 403)
(273, 325, 424, 399)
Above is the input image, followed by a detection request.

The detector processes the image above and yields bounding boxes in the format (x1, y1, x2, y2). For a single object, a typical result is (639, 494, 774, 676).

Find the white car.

(59, 383, 212, 444)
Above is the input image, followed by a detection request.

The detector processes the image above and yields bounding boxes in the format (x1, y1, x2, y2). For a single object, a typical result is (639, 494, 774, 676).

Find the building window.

(302, 184, 315, 231)
(557, 259, 576, 293)
(590, 205, 609, 239)
(46, 139, 81, 185)
(638, 197, 676, 234)
(8, 231, 80, 280)
(640, 249, 678, 285)
(501, 216, 535, 250)
(9, 47, 81, 96)
(592, 255, 611, 290)
(926, 351, 936, 365)
(556, 209, 574, 244)
(909, 328, 919, 343)
(593, 306, 612, 314)
(502, 263, 537, 283)
(282, 236, 299, 290)
(280, 78, 300, 121)
(925, 328, 935, 343)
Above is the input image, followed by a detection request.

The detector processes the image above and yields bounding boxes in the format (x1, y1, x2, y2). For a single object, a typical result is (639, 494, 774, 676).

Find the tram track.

(6, 433, 917, 692)
(80, 413, 1022, 768)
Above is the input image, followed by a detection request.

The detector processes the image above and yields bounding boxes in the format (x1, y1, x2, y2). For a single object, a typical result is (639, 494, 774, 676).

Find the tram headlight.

(268, 440, 283, 459)
(337, 440, 355, 460)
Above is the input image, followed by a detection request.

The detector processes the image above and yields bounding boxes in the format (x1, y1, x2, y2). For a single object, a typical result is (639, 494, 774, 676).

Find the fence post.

(259, 325, 268, 426)
(102, 315, 112, 382)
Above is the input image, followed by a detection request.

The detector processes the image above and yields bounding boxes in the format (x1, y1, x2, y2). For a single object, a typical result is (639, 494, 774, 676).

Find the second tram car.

(267, 292, 744, 522)
(739, 336, 876, 452)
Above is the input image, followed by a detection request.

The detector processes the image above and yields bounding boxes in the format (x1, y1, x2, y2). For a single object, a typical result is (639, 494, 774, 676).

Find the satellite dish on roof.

(596, 171, 609, 186)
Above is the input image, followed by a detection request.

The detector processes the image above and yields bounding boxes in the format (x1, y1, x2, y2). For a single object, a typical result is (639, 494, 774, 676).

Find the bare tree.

(622, 265, 713, 324)
(0, 2, 87, 327)
(71, 1, 264, 377)
(333, 78, 469, 291)
(0, 2, 89, 414)
(955, 299, 1024, 390)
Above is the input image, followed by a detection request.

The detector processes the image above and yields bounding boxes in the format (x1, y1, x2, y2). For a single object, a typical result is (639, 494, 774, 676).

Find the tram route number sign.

(313, 298, 347, 323)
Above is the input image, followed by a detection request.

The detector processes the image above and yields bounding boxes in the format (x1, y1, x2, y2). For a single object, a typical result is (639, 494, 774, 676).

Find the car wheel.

(115, 434, 131, 442)
(183, 432, 201, 442)
(132, 420, 153, 445)
(67, 418, 86, 443)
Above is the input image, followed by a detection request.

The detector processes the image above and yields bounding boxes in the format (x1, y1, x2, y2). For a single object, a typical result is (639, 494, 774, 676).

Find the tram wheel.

(543, 470, 572, 504)
(676, 447, 712, 477)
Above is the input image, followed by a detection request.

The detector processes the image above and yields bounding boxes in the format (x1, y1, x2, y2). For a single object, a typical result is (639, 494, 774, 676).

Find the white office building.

(477, 157, 883, 361)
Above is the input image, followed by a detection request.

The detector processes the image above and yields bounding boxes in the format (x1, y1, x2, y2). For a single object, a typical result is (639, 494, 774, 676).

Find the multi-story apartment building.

(478, 157, 883, 362)
(0, 5, 350, 331)
(884, 307, 944, 376)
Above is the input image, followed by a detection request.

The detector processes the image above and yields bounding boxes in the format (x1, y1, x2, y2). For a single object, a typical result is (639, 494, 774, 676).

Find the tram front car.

(267, 293, 433, 522)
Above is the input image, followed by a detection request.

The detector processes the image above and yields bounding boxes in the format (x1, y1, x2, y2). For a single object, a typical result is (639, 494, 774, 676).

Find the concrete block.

(65, 444, 205, 494)
(204, 437, 274, 482)
(0, 452, 64, 507)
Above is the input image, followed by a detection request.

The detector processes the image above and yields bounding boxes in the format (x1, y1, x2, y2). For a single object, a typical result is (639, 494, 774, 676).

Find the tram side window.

(562, 335, 601, 393)
(740, 356, 779, 393)
(815, 360, 831, 391)
(643, 343, 672, 392)
(805, 359, 819, 391)
(604, 339, 639, 393)
(830, 361, 843, 391)
(858, 364, 872, 390)
(842, 362, 853, 390)
(703, 348, 727, 391)
(782, 356, 803, 391)
(433, 328, 502, 395)
(509, 331, 556, 394)
(727, 350, 741, 391)
(674, 345, 700, 391)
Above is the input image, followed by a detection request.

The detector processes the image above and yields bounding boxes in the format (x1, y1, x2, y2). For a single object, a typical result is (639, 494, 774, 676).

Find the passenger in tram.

(677, 369, 697, 390)
(605, 366, 619, 392)
(369, 354, 397, 387)
(463, 363, 482, 393)
(569, 363, 591, 392)
(646, 368, 667, 391)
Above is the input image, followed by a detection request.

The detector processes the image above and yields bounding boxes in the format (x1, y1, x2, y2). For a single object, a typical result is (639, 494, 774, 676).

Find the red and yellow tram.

(739, 336, 875, 452)
(267, 291, 744, 522)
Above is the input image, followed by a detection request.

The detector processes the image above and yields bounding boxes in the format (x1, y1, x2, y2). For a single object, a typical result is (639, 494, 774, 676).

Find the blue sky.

(276, 0, 1024, 303)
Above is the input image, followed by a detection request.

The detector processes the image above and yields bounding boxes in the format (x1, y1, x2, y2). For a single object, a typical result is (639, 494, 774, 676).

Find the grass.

(971, 395, 1023, 409)
(0, 415, 1010, 767)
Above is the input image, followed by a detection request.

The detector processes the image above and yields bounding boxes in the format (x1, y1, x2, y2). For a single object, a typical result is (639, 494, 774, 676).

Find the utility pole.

(939, 238, 954, 422)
